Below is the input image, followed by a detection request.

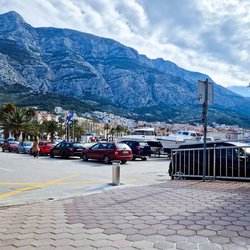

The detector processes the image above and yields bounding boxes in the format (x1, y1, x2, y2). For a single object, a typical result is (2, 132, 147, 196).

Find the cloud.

(0, 0, 249, 87)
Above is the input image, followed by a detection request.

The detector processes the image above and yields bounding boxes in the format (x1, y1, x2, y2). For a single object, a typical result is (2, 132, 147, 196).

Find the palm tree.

(104, 123, 110, 139)
(0, 108, 33, 140)
(115, 125, 124, 137)
(28, 120, 43, 141)
(108, 128, 116, 141)
(42, 120, 58, 142)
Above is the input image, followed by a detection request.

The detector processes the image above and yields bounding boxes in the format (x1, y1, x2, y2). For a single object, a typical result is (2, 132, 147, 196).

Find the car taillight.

(68, 147, 73, 152)
(136, 146, 141, 150)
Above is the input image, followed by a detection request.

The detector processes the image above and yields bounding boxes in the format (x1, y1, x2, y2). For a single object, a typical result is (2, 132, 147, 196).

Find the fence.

(170, 144, 250, 181)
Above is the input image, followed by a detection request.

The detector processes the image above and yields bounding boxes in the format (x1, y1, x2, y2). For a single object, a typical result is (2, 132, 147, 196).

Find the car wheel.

(103, 155, 111, 164)
(142, 157, 147, 161)
(82, 154, 88, 161)
(2, 148, 5, 152)
(50, 152, 54, 158)
(121, 160, 127, 164)
(132, 155, 136, 161)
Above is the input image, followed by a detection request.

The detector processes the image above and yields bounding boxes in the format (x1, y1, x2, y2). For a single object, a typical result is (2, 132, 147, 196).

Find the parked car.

(169, 141, 250, 179)
(82, 142, 133, 164)
(0, 138, 4, 146)
(50, 141, 85, 159)
(16, 141, 33, 154)
(39, 141, 56, 155)
(2, 140, 20, 152)
(120, 140, 151, 160)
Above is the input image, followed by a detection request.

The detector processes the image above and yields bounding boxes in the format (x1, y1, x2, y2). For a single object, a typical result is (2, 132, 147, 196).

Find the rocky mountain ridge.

(0, 11, 250, 125)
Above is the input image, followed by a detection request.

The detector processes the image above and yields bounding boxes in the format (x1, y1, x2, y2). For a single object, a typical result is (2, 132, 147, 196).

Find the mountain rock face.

(0, 11, 249, 114)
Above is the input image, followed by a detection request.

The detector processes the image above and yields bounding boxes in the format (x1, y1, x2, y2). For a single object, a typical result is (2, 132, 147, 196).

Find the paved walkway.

(0, 180, 250, 249)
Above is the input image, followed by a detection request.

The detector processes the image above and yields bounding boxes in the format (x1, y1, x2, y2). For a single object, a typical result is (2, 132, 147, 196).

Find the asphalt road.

(0, 151, 170, 206)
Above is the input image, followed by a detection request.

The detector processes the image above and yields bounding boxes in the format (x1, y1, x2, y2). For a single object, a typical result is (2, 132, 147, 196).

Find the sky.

(0, 0, 249, 87)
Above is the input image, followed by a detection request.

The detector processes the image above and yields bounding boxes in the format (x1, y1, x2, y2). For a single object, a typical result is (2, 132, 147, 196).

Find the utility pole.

(197, 78, 213, 181)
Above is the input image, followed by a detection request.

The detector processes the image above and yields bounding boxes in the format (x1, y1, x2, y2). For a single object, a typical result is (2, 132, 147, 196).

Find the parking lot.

(0, 151, 170, 206)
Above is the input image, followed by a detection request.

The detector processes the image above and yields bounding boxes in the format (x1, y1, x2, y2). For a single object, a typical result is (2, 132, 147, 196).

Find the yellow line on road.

(0, 174, 78, 199)
(0, 179, 138, 186)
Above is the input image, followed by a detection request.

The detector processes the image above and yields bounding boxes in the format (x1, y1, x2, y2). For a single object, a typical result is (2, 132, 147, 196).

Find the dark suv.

(50, 141, 86, 159)
(120, 140, 151, 160)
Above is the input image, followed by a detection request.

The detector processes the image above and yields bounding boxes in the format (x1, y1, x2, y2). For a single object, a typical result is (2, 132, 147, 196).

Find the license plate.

(122, 151, 128, 154)
(77, 149, 82, 151)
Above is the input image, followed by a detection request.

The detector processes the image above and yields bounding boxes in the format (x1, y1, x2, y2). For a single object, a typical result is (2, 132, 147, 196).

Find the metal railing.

(170, 145, 250, 181)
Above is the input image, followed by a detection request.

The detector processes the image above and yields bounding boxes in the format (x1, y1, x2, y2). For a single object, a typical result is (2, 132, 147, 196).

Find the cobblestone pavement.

(0, 180, 250, 249)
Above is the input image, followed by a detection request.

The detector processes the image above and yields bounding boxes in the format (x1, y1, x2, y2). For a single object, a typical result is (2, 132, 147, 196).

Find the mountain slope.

(0, 11, 250, 127)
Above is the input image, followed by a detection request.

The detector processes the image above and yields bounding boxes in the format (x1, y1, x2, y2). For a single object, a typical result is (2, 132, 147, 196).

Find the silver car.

(16, 141, 33, 154)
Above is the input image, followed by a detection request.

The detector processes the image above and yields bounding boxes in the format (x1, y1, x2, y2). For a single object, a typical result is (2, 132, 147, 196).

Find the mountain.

(0, 11, 250, 127)
(227, 85, 250, 98)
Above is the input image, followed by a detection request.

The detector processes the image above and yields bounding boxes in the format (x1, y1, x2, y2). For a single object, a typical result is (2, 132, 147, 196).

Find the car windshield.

(10, 141, 19, 145)
(24, 142, 32, 146)
(116, 144, 131, 149)
(139, 142, 149, 146)
(73, 143, 85, 147)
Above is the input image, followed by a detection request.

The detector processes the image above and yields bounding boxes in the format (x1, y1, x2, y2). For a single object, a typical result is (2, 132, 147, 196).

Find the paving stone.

(139, 228, 157, 236)
(208, 235, 231, 244)
(222, 243, 248, 250)
(199, 242, 223, 250)
(121, 228, 139, 235)
(217, 229, 238, 237)
(198, 229, 218, 237)
(132, 240, 154, 249)
(146, 235, 166, 242)
(70, 239, 93, 247)
(153, 240, 175, 249)
(231, 236, 250, 246)
(111, 239, 133, 248)
(177, 229, 196, 236)
(126, 234, 147, 242)
(166, 234, 186, 242)
(107, 233, 126, 241)
(157, 229, 176, 236)
(187, 235, 209, 243)
(176, 241, 198, 250)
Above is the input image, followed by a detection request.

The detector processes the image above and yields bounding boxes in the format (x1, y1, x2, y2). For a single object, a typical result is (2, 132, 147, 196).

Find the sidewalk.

(0, 180, 250, 249)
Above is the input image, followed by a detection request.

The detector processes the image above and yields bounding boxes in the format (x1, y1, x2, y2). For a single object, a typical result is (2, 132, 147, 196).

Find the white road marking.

(0, 167, 15, 172)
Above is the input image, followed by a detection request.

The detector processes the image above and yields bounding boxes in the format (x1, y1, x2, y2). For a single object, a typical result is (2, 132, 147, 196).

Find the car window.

(10, 141, 19, 145)
(107, 144, 115, 149)
(123, 141, 132, 147)
(91, 144, 100, 150)
(73, 143, 85, 147)
(139, 142, 149, 147)
(116, 143, 131, 150)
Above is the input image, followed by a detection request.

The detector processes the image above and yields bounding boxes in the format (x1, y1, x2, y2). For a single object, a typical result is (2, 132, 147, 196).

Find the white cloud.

(0, 0, 249, 87)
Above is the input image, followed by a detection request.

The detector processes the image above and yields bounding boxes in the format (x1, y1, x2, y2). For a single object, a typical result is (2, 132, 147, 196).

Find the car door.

(53, 142, 62, 156)
(88, 144, 100, 159)
(96, 143, 108, 160)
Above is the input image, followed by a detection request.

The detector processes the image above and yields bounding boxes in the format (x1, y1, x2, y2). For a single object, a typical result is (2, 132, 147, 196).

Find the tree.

(108, 128, 116, 141)
(104, 123, 110, 139)
(28, 120, 43, 140)
(42, 120, 58, 142)
(115, 125, 124, 137)
(0, 108, 33, 140)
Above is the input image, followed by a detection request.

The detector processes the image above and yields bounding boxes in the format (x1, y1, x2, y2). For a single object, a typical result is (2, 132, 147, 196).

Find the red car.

(2, 141, 20, 152)
(82, 142, 133, 164)
(38, 141, 56, 155)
